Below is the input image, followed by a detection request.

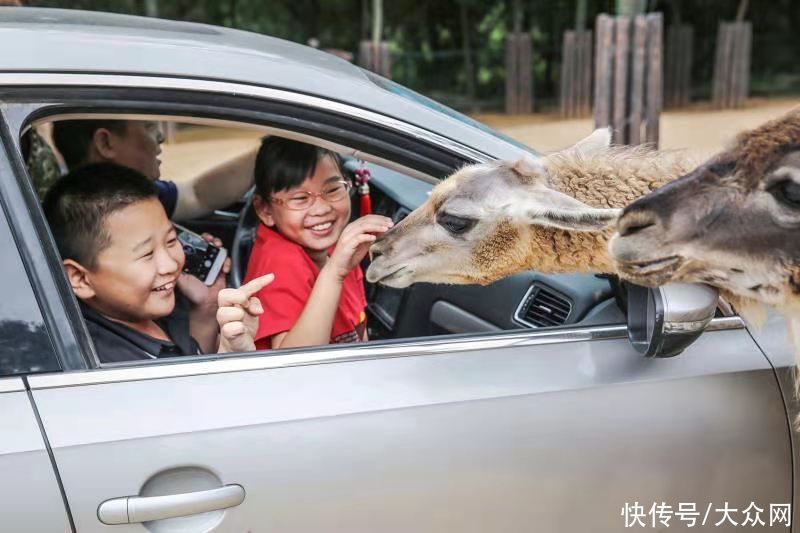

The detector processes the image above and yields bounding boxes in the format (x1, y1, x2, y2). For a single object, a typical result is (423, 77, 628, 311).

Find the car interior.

(22, 113, 635, 362)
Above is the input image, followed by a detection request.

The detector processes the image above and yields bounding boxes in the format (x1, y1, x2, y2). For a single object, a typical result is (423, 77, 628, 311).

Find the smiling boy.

(44, 163, 271, 361)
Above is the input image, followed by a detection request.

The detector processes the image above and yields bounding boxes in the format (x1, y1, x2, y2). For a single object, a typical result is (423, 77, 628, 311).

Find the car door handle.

(98, 484, 245, 525)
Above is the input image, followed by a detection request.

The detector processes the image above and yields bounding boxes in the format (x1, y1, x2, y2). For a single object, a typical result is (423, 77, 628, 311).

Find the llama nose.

(369, 240, 386, 261)
(617, 209, 658, 237)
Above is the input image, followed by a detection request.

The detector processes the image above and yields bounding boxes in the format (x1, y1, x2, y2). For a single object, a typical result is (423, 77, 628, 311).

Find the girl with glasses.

(243, 137, 394, 349)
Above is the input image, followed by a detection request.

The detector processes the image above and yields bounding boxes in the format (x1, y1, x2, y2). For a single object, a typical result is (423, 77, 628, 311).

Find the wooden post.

(518, 33, 533, 113)
(579, 31, 593, 116)
(594, 15, 614, 128)
(560, 30, 593, 118)
(645, 13, 663, 145)
(739, 22, 752, 106)
(560, 31, 576, 117)
(665, 24, 692, 108)
(712, 21, 752, 109)
(613, 16, 631, 144)
(678, 25, 693, 107)
(505, 35, 519, 114)
(713, 22, 732, 108)
(358, 40, 391, 78)
(629, 15, 647, 145)
(506, 33, 532, 114)
(593, 12, 661, 146)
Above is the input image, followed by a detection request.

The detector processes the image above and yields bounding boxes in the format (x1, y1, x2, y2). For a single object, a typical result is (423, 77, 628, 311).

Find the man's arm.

(173, 147, 257, 221)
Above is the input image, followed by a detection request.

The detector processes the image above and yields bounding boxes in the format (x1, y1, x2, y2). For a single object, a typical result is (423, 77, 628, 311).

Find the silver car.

(0, 7, 795, 532)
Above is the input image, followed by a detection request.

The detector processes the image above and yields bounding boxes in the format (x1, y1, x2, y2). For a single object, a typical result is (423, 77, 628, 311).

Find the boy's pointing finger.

(239, 273, 275, 298)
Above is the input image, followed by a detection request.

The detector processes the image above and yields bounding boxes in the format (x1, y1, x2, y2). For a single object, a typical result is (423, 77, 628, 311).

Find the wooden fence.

(712, 21, 751, 108)
(665, 24, 693, 108)
(559, 30, 593, 118)
(594, 13, 663, 146)
(505, 32, 533, 114)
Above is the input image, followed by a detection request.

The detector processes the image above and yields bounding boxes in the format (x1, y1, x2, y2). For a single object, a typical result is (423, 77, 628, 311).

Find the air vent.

(516, 284, 572, 328)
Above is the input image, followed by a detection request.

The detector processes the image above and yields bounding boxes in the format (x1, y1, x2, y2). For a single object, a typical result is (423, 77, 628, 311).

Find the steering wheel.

(230, 187, 258, 288)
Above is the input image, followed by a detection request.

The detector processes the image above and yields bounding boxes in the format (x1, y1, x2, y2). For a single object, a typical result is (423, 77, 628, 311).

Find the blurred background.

(12, 0, 800, 164)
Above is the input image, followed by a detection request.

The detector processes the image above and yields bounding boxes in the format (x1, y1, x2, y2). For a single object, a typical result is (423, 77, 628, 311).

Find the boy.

(243, 137, 393, 349)
(44, 162, 271, 362)
(52, 118, 258, 352)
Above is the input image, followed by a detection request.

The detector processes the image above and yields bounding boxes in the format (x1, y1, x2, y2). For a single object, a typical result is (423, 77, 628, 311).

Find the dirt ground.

(161, 97, 799, 182)
(475, 97, 799, 161)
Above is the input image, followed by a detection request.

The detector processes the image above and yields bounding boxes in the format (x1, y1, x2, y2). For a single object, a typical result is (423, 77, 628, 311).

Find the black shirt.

(81, 295, 201, 363)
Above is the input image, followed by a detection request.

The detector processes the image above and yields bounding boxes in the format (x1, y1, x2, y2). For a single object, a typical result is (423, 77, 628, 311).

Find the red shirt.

(243, 224, 367, 350)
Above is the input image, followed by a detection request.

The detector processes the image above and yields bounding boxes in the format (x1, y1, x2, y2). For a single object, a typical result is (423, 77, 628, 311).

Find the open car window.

(20, 114, 625, 369)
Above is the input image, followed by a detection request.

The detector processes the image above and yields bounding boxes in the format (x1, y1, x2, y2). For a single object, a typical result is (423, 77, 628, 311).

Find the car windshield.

(363, 70, 538, 156)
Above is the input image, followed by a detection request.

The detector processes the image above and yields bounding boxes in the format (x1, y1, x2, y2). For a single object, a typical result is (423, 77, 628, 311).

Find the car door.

(0, 167, 72, 531)
(23, 320, 788, 533)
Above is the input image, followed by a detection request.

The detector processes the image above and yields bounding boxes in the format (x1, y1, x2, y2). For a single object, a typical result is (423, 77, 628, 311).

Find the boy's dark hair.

(253, 137, 344, 199)
(43, 162, 158, 269)
(52, 119, 128, 169)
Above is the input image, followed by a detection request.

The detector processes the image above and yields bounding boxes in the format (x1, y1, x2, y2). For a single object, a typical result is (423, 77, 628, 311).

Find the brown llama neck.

(524, 226, 616, 275)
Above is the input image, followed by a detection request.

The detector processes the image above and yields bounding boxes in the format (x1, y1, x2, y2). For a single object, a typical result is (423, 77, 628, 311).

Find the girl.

(243, 137, 393, 349)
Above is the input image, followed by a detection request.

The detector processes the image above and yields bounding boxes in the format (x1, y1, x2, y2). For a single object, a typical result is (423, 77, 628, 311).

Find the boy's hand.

(326, 215, 393, 282)
(216, 273, 275, 353)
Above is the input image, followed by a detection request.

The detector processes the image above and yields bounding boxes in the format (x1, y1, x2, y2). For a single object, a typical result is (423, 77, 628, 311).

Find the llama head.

(366, 129, 621, 288)
(610, 108, 800, 308)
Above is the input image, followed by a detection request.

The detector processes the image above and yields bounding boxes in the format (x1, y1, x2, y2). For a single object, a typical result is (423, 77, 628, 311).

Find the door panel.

(30, 328, 789, 532)
(0, 378, 71, 532)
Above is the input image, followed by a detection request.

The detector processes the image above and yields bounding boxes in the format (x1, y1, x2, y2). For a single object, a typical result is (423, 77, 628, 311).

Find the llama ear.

(509, 188, 621, 231)
(510, 154, 545, 177)
(561, 128, 612, 157)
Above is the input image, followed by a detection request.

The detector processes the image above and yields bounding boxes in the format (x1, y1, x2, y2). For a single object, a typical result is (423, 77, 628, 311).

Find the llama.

(609, 108, 800, 420)
(610, 108, 800, 315)
(366, 129, 690, 287)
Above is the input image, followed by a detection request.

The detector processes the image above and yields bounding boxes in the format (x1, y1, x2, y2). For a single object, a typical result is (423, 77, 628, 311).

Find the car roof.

(0, 7, 530, 161)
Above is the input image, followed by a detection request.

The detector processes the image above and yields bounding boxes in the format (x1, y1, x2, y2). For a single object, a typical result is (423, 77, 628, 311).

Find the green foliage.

(26, 0, 800, 110)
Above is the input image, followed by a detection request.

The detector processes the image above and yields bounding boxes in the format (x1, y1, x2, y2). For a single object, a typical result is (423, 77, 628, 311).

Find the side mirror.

(626, 282, 718, 358)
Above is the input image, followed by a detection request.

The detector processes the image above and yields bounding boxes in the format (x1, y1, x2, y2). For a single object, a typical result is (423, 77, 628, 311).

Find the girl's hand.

(326, 215, 393, 282)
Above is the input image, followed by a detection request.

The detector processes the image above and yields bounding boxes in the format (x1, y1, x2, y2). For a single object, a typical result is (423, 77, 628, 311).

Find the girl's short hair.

(253, 137, 344, 200)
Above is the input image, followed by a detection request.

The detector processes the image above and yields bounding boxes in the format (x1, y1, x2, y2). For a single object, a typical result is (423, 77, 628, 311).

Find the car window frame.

(0, 77, 745, 375)
(0, 110, 92, 373)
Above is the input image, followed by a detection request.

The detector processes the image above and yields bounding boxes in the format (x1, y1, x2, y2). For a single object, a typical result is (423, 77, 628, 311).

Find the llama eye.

(437, 213, 477, 235)
(707, 162, 735, 176)
(771, 179, 800, 207)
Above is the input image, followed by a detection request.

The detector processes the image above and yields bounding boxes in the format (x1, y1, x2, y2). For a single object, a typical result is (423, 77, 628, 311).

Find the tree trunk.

(616, 0, 646, 16)
(145, 0, 158, 17)
(735, 0, 749, 22)
(362, 0, 370, 41)
(575, 0, 588, 31)
(512, 0, 523, 33)
(229, 0, 237, 27)
(372, 0, 383, 71)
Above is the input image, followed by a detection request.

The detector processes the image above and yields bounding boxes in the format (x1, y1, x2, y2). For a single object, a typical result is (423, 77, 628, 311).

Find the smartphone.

(173, 223, 228, 286)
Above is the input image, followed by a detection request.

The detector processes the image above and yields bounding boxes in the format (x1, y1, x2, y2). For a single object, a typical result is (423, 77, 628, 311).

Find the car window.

(0, 205, 60, 377)
(23, 112, 623, 367)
